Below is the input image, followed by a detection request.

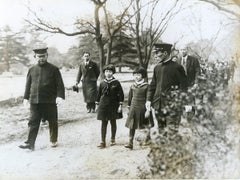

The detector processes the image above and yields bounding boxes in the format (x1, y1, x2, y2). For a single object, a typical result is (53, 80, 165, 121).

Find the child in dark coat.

(96, 64, 124, 149)
(125, 67, 154, 150)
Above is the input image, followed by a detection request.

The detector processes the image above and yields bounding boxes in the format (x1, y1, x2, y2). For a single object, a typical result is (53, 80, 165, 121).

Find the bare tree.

(198, 0, 240, 21)
(25, 0, 107, 77)
(129, 0, 184, 71)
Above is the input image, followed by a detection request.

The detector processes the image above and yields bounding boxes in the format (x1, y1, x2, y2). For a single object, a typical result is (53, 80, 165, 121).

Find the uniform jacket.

(147, 60, 187, 110)
(76, 60, 100, 83)
(24, 62, 65, 104)
(178, 55, 201, 87)
(96, 77, 124, 120)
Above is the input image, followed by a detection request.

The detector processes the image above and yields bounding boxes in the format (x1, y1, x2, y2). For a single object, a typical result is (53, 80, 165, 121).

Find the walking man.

(146, 43, 187, 135)
(19, 46, 65, 150)
(76, 51, 100, 113)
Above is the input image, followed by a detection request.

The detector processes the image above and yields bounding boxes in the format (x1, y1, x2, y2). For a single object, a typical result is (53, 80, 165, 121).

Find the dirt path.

(0, 89, 150, 179)
(1, 81, 240, 179)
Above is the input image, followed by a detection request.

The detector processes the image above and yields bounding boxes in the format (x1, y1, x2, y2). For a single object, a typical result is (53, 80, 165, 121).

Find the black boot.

(124, 143, 133, 150)
(97, 142, 106, 149)
(19, 143, 34, 151)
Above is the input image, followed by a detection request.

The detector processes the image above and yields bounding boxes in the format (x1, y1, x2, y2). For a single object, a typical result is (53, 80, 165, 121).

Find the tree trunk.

(106, 38, 113, 65)
(94, 4, 105, 80)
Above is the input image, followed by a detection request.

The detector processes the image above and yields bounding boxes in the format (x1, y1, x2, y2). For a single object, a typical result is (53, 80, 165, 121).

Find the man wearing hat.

(76, 51, 100, 113)
(19, 45, 65, 150)
(146, 43, 187, 135)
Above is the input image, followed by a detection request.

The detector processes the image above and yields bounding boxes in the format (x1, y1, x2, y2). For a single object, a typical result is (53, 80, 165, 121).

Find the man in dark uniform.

(19, 46, 65, 151)
(76, 51, 100, 113)
(146, 43, 187, 135)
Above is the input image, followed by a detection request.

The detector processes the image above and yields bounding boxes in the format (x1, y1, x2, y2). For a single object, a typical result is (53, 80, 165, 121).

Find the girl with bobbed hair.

(125, 66, 154, 150)
(95, 64, 124, 149)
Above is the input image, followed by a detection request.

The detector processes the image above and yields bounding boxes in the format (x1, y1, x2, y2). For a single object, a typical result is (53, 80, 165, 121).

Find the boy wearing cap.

(19, 46, 65, 150)
(146, 43, 187, 135)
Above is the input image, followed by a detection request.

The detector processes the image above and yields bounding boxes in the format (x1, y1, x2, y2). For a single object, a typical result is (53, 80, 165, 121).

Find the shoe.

(19, 143, 34, 151)
(124, 144, 133, 150)
(110, 141, 116, 146)
(87, 109, 91, 113)
(97, 142, 106, 149)
(51, 142, 58, 148)
(91, 109, 96, 113)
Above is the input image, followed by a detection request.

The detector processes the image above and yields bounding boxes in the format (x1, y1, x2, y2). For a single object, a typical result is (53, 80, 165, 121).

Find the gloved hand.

(23, 99, 29, 108)
(185, 105, 192, 112)
(145, 101, 151, 111)
(117, 105, 122, 113)
(95, 104, 99, 112)
(56, 97, 64, 106)
(145, 109, 151, 118)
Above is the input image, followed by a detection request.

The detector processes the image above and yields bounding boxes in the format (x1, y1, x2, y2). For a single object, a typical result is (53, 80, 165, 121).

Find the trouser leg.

(156, 114, 167, 135)
(49, 120, 58, 143)
(110, 119, 117, 141)
(27, 105, 42, 146)
(101, 120, 108, 143)
(90, 102, 95, 111)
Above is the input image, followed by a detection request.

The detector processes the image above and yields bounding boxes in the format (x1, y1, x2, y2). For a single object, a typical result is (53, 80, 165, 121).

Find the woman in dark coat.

(125, 67, 153, 150)
(96, 64, 124, 149)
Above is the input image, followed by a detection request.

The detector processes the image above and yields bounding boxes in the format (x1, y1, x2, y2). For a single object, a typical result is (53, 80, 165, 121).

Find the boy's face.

(133, 73, 143, 82)
(104, 70, 113, 79)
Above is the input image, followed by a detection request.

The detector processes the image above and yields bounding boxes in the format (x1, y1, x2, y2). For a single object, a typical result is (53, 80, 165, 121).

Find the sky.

(0, 0, 238, 58)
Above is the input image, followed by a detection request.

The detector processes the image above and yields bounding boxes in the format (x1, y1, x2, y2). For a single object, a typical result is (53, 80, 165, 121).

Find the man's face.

(36, 53, 48, 65)
(154, 51, 167, 62)
(180, 48, 188, 57)
(83, 53, 90, 61)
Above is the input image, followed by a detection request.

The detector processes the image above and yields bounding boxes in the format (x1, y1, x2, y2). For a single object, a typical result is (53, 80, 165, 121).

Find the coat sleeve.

(94, 63, 100, 79)
(194, 58, 201, 83)
(127, 86, 133, 107)
(56, 69, 65, 99)
(177, 65, 188, 91)
(76, 65, 82, 84)
(23, 69, 31, 100)
(147, 67, 157, 102)
(96, 82, 102, 103)
(117, 81, 124, 104)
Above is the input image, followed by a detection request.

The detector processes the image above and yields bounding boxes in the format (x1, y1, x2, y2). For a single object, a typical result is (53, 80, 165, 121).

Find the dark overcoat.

(96, 78, 124, 121)
(24, 62, 65, 104)
(147, 60, 187, 111)
(76, 60, 100, 103)
(125, 82, 154, 129)
(178, 55, 200, 87)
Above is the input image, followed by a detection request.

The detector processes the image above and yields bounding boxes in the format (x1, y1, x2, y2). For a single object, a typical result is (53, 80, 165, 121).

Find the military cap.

(133, 66, 147, 78)
(153, 43, 172, 54)
(33, 45, 48, 54)
(103, 64, 116, 74)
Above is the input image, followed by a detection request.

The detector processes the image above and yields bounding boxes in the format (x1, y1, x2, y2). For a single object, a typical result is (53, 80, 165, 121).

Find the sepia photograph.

(0, 0, 240, 179)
